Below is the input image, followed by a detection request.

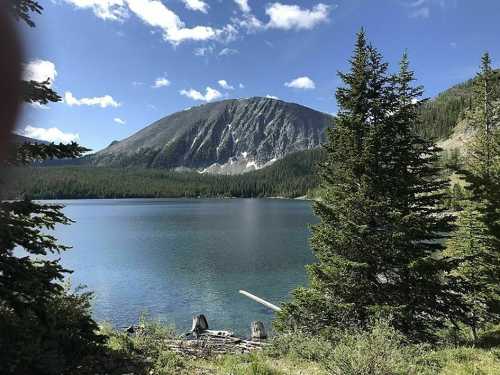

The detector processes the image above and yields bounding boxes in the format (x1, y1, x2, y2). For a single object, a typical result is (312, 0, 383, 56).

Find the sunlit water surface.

(50, 198, 317, 336)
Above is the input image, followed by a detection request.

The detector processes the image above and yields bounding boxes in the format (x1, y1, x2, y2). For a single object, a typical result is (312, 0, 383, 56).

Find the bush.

(267, 331, 333, 362)
(0, 286, 104, 375)
(424, 347, 500, 375)
(98, 316, 189, 375)
(323, 319, 432, 375)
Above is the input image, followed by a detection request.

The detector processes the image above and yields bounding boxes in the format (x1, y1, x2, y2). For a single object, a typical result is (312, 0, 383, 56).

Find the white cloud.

(266, 3, 330, 30)
(64, 91, 121, 108)
(182, 0, 208, 13)
(65, 0, 129, 21)
(114, 117, 126, 124)
(63, 0, 332, 46)
(218, 80, 234, 90)
(235, 13, 263, 32)
(180, 87, 222, 102)
(239, 83, 245, 89)
(266, 94, 279, 99)
(234, 0, 250, 13)
(23, 125, 79, 144)
(409, 0, 426, 6)
(285, 76, 316, 90)
(67, 0, 235, 44)
(126, 0, 234, 45)
(219, 47, 238, 56)
(409, 6, 430, 18)
(194, 45, 215, 56)
(152, 77, 171, 88)
(23, 59, 57, 86)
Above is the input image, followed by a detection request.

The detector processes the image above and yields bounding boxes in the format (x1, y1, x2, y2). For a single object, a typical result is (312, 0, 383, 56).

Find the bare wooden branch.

(239, 290, 282, 312)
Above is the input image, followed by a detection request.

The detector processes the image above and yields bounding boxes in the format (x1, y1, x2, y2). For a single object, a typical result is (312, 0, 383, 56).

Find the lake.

(51, 198, 317, 336)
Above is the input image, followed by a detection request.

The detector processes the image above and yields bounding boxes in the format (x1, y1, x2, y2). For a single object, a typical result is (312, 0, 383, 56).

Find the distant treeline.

(6, 148, 325, 199)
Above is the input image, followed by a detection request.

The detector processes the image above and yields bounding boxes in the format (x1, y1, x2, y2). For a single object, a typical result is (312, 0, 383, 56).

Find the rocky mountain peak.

(91, 97, 333, 174)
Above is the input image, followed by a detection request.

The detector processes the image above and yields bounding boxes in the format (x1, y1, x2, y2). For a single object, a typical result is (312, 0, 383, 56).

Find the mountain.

(10, 134, 48, 145)
(90, 97, 332, 174)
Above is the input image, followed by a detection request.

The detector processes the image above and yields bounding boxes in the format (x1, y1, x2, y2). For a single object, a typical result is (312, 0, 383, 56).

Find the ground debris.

(164, 331, 268, 358)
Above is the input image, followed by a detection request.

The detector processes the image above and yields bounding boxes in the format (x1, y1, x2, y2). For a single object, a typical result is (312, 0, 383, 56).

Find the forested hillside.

(417, 69, 500, 139)
(7, 148, 325, 199)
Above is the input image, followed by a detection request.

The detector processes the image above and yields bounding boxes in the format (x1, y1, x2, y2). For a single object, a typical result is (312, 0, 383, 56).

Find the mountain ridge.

(89, 97, 333, 174)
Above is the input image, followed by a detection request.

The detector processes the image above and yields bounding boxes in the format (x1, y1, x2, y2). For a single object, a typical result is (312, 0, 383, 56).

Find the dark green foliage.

(459, 53, 500, 242)
(9, 0, 42, 27)
(6, 141, 89, 167)
(417, 69, 500, 140)
(276, 31, 455, 342)
(0, 149, 104, 373)
(0, 166, 105, 374)
(0, 285, 104, 375)
(21, 79, 61, 104)
(8, 148, 325, 199)
(446, 53, 500, 342)
(445, 203, 500, 341)
(10, 0, 62, 115)
(0, 3, 104, 373)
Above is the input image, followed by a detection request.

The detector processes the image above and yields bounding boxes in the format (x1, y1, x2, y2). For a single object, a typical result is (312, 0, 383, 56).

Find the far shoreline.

(33, 196, 314, 202)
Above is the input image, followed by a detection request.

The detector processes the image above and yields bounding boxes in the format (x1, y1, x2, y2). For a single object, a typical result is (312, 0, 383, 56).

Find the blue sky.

(18, 0, 500, 151)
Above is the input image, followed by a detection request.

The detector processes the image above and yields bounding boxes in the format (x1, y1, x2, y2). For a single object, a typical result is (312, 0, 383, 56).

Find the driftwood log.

(166, 314, 268, 357)
(239, 290, 282, 312)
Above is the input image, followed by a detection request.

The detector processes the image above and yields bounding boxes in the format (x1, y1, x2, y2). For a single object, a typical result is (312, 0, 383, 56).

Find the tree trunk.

(251, 321, 267, 340)
(191, 314, 209, 336)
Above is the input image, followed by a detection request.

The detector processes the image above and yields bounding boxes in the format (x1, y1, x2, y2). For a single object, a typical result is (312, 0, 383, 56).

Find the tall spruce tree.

(445, 203, 499, 342)
(445, 53, 500, 341)
(275, 31, 455, 341)
(461, 52, 500, 241)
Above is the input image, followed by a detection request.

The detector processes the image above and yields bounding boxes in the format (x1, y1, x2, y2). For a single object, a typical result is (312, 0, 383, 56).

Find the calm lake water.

(50, 198, 317, 336)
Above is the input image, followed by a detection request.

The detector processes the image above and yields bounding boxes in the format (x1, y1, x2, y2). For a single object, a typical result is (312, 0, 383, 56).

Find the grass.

(88, 318, 500, 375)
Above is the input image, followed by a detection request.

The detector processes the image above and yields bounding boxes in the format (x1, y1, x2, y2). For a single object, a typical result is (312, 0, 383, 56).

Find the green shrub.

(130, 314, 177, 359)
(323, 319, 432, 375)
(0, 286, 104, 375)
(153, 351, 186, 375)
(478, 324, 500, 348)
(424, 346, 500, 375)
(267, 331, 333, 362)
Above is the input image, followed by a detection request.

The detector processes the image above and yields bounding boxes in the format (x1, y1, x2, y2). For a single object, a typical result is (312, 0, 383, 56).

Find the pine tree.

(9, 0, 61, 107)
(0, 4, 102, 374)
(445, 203, 500, 342)
(461, 52, 500, 241)
(275, 31, 455, 341)
(445, 53, 500, 341)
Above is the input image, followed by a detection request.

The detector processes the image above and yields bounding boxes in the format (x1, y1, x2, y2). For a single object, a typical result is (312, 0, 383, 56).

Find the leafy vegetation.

(68, 317, 500, 375)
